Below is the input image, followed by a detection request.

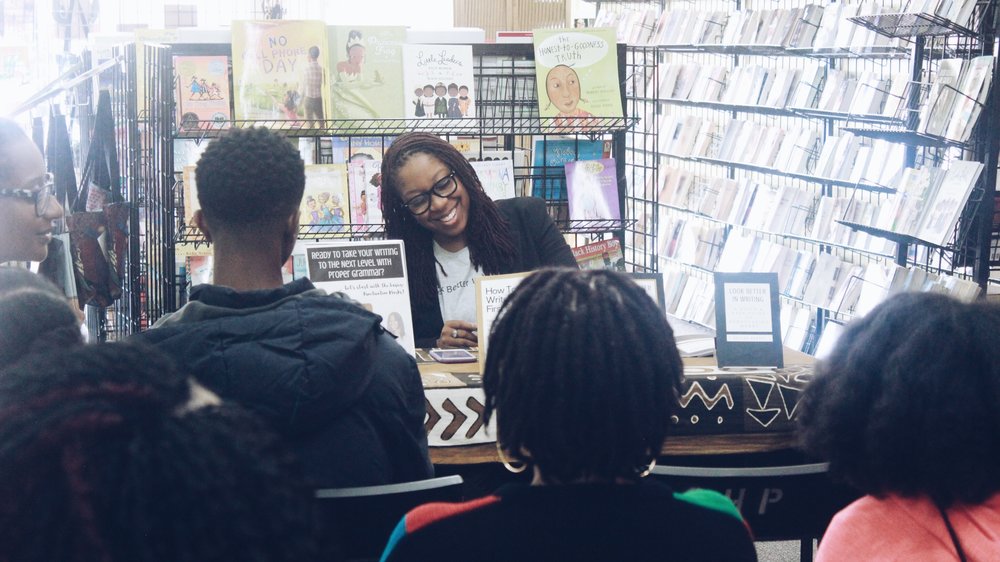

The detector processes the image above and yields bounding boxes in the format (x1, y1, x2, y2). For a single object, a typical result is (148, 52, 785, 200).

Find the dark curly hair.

(380, 133, 517, 306)
(195, 127, 305, 229)
(0, 267, 82, 367)
(797, 292, 1000, 508)
(483, 269, 683, 484)
(0, 341, 331, 561)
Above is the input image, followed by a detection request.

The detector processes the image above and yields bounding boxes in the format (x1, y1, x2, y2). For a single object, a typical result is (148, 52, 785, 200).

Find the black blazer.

(411, 197, 578, 347)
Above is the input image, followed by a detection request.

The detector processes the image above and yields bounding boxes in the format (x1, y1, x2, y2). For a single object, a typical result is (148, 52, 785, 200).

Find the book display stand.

(607, 0, 999, 354)
(91, 41, 635, 335)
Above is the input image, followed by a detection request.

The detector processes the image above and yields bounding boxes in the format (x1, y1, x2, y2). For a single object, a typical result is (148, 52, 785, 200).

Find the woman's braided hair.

(0, 341, 328, 562)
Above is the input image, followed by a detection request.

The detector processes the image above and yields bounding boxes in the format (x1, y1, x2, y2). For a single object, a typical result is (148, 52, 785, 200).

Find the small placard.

(629, 272, 665, 312)
(475, 271, 532, 373)
(714, 272, 783, 368)
(305, 239, 415, 356)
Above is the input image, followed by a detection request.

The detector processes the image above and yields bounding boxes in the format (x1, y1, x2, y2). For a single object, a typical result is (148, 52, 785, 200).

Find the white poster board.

(305, 240, 415, 356)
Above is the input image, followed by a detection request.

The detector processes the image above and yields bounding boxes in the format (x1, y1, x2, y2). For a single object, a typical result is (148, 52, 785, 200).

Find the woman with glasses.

(0, 118, 63, 263)
(381, 132, 577, 349)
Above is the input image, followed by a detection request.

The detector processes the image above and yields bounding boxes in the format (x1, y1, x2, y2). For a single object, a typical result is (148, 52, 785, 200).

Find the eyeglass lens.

(406, 173, 457, 214)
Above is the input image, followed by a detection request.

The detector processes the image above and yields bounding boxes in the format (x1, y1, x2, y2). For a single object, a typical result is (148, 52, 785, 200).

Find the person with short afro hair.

(0, 341, 335, 561)
(135, 127, 431, 488)
(798, 292, 1000, 560)
(381, 269, 757, 562)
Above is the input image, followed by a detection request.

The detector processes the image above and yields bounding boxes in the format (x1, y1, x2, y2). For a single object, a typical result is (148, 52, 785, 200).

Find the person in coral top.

(798, 292, 1000, 561)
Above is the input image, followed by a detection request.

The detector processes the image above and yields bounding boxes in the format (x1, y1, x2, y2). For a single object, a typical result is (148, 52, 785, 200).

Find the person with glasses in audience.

(0, 118, 63, 263)
(381, 133, 577, 349)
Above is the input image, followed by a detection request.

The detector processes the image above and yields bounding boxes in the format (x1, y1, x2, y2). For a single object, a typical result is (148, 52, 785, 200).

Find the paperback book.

(565, 158, 621, 222)
(572, 239, 625, 271)
(470, 158, 516, 201)
(533, 28, 623, 129)
(530, 137, 611, 199)
(347, 159, 384, 226)
(300, 164, 350, 230)
(328, 26, 406, 120)
(173, 55, 231, 131)
(401, 44, 476, 120)
(231, 20, 331, 121)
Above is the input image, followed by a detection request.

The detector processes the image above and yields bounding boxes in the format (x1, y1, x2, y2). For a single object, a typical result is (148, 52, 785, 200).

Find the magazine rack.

(612, 0, 998, 354)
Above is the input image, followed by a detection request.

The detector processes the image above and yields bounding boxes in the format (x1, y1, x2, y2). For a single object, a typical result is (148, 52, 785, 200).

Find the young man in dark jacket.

(135, 127, 432, 488)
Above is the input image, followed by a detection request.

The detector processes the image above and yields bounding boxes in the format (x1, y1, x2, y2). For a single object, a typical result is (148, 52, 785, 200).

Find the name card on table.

(714, 272, 783, 368)
(305, 239, 416, 356)
(475, 271, 532, 373)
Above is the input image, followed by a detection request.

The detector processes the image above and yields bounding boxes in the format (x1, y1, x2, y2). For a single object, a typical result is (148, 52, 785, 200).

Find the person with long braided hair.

(0, 266, 83, 367)
(381, 133, 577, 349)
(380, 270, 757, 561)
(0, 341, 335, 561)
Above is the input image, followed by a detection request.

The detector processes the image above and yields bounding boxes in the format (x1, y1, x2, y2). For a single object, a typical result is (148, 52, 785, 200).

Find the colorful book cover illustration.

(470, 159, 516, 201)
(572, 239, 625, 271)
(329, 136, 395, 164)
(232, 20, 331, 122)
(402, 44, 476, 120)
(174, 55, 231, 131)
(305, 240, 415, 356)
(301, 164, 350, 230)
(348, 159, 384, 226)
(565, 158, 621, 222)
(533, 28, 623, 127)
(328, 26, 406, 119)
(531, 137, 610, 199)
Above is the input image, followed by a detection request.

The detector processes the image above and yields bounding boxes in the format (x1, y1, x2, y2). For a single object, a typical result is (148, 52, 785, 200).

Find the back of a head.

(483, 269, 684, 484)
(798, 292, 1000, 507)
(0, 267, 82, 366)
(0, 341, 326, 561)
(195, 127, 305, 233)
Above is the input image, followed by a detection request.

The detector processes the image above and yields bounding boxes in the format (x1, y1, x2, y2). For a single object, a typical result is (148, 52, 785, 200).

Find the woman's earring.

(637, 457, 656, 478)
(496, 442, 527, 474)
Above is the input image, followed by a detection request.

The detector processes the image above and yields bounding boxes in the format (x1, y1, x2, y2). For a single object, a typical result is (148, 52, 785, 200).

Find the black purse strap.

(938, 504, 968, 562)
(73, 89, 120, 213)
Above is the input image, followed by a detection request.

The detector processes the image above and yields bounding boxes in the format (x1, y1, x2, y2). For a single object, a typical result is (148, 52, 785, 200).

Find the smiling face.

(395, 152, 470, 251)
(0, 137, 62, 262)
(545, 65, 582, 115)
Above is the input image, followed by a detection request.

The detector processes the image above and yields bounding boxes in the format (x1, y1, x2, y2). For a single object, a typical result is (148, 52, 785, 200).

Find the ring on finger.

(451, 329, 459, 338)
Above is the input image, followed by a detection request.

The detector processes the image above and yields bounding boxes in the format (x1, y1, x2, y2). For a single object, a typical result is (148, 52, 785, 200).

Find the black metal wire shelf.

(839, 126, 970, 149)
(849, 12, 978, 39)
(650, 97, 908, 126)
(654, 152, 897, 194)
(175, 224, 388, 245)
(787, 107, 906, 126)
(174, 116, 639, 139)
(553, 218, 638, 234)
(650, 43, 909, 58)
(836, 220, 948, 249)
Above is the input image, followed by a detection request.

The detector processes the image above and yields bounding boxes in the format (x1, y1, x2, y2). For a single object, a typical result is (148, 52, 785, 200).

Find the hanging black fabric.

(66, 89, 128, 309)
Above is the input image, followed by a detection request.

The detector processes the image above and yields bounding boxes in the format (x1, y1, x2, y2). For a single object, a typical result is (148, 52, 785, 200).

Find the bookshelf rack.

(610, 0, 997, 353)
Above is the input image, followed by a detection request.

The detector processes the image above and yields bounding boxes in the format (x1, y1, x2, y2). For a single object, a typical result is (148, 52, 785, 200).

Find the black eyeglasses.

(0, 173, 55, 217)
(401, 171, 459, 215)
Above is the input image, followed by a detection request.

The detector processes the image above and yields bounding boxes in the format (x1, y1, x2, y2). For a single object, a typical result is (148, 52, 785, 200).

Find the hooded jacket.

(135, 278, 433, 488)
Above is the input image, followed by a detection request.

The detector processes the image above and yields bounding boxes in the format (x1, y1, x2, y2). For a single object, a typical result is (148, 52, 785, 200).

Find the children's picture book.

(305, 240, 415, 356)
(328, 26, 406, 120)
(470, 159, 516, 201)
(401, 44, 476, 120)
(329, 136, 395, 164)
(531, 137, 611, 199)
(533, 28, 623, 128)
(565, 158, 621, 222)
(231, 20, 330, 122)
(348, 159, 384, 225)
(476, 272, 532, 372)
(301, 164, 350, 230)
(173, 55, 231, 131)
(572, 238, 625, 271)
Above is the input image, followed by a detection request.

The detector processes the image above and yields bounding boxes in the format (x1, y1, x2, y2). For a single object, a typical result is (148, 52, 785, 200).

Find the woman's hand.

(437, 320, 478, 348)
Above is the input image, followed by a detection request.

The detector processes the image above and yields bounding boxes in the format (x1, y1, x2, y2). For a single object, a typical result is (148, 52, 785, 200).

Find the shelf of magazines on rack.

(609, 0, 997, 351)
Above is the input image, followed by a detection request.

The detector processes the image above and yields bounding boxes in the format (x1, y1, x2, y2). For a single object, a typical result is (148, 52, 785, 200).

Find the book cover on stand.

(533, 28, 623, 129)
(530, 137, 610, 199)
(328, 26, 406, 120)
(401, 44, 475, 121)
(469, 159, 517, 201)
(173, 55, 231, 131)
(714, 272, 783, 368)
(347, 159, 383, 226)
(572, 238, 625, 271)
(565, 158, 621, 222)
(305, 240, 415, 356)
(231, 20, 331, 122)
(329, 136, 396, 164)
(300, 164, 350, 231)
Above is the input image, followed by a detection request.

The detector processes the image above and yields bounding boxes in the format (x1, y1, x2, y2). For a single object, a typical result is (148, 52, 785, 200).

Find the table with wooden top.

(419, 347, 815, 465)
